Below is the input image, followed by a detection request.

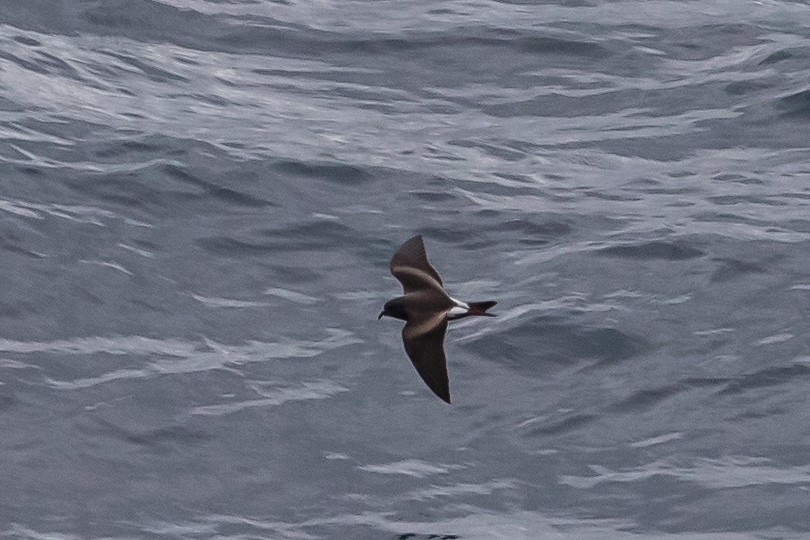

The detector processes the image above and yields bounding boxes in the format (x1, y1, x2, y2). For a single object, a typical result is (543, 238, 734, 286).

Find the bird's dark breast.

(404, 290, 452, 318)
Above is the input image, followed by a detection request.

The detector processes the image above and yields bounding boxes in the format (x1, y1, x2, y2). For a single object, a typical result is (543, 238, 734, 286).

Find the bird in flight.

(379, 235, 496, 403)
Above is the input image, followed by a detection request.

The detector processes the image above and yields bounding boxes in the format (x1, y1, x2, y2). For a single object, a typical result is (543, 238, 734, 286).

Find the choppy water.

(2, 1, 810, 538)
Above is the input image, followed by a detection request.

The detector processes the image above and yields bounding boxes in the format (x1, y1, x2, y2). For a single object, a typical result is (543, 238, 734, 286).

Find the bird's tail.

(468, 301, 497, 317)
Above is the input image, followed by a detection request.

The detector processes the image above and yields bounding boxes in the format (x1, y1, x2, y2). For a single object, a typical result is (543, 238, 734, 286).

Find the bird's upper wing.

(402, 311, 451, 403)
(390, 235, 443, 294)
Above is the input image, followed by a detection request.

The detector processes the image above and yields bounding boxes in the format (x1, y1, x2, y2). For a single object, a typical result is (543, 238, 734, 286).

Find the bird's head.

(378, 298, 408, 321)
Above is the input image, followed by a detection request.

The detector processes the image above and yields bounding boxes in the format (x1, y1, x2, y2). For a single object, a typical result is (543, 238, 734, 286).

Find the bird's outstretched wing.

(402, 312, 451, 403)
(390, 235, 444, 294)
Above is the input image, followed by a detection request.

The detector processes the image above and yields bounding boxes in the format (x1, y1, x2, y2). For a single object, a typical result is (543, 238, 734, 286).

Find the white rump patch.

(448, 306, 468, 318)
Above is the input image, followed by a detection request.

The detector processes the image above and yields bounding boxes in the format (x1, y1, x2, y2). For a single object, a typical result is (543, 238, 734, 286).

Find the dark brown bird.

(378, 235, 497, 403)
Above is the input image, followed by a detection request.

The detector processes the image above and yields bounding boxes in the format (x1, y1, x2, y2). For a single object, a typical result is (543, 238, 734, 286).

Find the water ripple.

(190, 380, 348, 416)
(560, 456, 810, 490)
(358, 459, 462, 479)
(1, 330, 360, 390)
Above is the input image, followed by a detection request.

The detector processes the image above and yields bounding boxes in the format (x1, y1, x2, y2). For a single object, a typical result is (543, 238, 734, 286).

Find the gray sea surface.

(2, 1, 810, 538)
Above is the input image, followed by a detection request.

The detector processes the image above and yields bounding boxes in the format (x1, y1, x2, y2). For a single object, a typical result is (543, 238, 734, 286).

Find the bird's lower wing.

(402, 313, 450, 403)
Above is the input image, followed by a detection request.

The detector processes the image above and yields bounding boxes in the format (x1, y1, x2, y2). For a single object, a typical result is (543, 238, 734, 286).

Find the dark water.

(2, 1, 810, 538)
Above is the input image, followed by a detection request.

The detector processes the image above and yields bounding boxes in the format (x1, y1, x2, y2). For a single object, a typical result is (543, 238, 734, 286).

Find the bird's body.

(379, 235, 496, 403)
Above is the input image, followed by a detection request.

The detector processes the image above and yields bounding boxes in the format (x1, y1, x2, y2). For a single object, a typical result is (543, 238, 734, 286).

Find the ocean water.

(2, 0, 810, 538)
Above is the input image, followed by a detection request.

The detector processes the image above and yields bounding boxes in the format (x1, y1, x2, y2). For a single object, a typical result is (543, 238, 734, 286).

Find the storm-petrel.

(378, 235, 496, 403)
